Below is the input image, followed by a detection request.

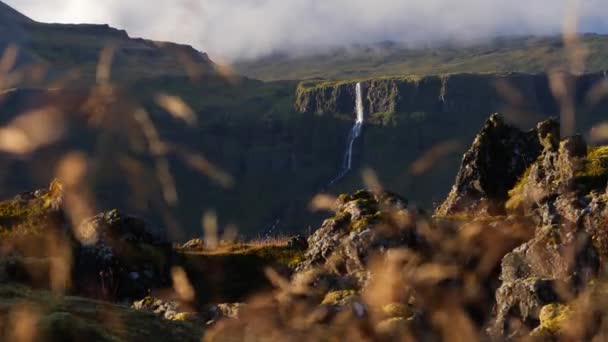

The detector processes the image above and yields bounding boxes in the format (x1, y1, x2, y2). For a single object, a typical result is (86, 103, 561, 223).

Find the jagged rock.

(491, 278, 563, 337)
(436, 114, 547, 217)
(491, 202, 600, 337)
(488, 123, 608, 338)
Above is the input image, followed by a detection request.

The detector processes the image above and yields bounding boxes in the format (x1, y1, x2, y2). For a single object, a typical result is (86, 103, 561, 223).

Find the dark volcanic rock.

(436, 114, 547, 217)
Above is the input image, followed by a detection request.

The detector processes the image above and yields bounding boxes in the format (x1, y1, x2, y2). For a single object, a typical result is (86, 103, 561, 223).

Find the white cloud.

(5, 0, 608, 61)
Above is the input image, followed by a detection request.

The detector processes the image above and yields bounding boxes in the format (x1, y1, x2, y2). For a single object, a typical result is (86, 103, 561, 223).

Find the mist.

(5, 0, 608, 61)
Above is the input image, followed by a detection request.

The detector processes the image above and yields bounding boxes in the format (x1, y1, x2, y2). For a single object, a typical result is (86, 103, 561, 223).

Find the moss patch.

(576, 146, 608, 190)
(505, 165, 533, 212)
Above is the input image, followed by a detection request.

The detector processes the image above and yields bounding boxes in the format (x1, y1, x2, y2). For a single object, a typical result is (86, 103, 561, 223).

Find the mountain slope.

(0, 0, 31, 23)
(0, 0, 218, 86)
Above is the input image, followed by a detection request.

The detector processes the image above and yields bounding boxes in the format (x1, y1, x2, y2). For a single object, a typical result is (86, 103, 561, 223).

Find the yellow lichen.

(321, 290, 357, 305)
(538, 303, 573, 333)
(172, 312, 198, 321)
(382, 303, 412, 319)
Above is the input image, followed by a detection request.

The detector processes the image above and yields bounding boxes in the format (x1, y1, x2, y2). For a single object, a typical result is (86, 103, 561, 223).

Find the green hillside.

(234, 35, 608, 81)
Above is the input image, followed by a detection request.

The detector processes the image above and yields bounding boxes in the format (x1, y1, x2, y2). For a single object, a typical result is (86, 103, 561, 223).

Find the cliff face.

(295, 73, 608, 118)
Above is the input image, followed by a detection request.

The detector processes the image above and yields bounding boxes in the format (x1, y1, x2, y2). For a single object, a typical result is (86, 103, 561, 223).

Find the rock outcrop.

(73, 209, 172, 300)
(0, 181, 172, 301)
(297, 190, 416, 279)
(436, 113, 547, 216)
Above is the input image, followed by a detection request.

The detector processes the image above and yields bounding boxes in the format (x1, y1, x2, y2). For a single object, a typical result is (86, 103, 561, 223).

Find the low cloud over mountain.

(6, 0, 608, 61)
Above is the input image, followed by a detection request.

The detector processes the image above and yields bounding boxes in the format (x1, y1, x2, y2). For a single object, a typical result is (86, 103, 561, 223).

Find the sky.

(5, 0, 608, 61)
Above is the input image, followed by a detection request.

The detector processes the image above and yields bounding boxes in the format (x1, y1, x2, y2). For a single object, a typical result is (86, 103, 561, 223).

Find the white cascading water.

(265, 83, 364, 237)
(328, 82, 365, 185)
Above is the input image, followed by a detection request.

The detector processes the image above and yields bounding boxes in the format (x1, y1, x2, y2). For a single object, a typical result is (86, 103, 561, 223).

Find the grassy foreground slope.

(235, 35, 608, 81)
(0, 284, 204, 341)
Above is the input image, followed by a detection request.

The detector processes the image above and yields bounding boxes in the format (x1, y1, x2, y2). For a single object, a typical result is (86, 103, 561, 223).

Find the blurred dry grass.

(0, 1, 607, 340)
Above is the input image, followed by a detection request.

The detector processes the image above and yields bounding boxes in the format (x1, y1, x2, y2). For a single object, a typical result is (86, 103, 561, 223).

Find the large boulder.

(73, 209, 172, 300)
(297, 190, 419, 283)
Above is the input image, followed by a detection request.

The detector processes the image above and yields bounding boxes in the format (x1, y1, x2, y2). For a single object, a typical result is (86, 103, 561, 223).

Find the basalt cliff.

(295, 73, 608, 119)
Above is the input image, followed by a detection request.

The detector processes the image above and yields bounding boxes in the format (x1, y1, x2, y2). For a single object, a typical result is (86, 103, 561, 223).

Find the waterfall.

(264, 83, 365, 237)
(328, 82, 365, 185)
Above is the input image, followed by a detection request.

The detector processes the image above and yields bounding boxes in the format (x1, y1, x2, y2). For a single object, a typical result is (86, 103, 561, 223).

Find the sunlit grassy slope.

(235, 35, 608, 81)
